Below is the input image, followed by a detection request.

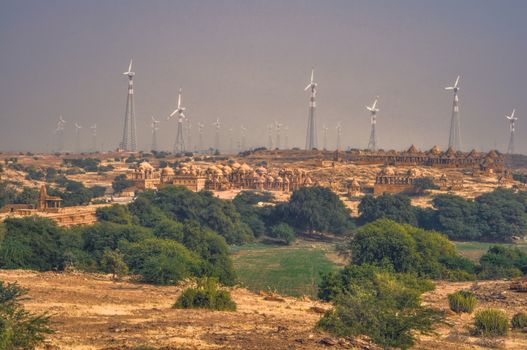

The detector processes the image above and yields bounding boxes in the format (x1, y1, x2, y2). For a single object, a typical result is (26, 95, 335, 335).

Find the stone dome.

(161, 166, 175, 175)
(138, 161, 154, 170)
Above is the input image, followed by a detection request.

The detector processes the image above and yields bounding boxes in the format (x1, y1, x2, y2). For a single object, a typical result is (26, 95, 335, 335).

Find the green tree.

(358, 193, 417, 225)
(317, 265, 442, 349)
(269, 223, 296, 244)
(0, 281, 52, 349)
(275, 187, 353, 234)
(120, 238, 200, 285)
(100, 249, 129, 279)
(0, 218, 64, 271)
(112, 174, 135, 194)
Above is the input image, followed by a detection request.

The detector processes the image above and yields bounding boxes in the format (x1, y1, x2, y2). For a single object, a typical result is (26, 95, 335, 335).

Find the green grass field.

(231, 241, 341, 298)
(454, 241, 527, 261)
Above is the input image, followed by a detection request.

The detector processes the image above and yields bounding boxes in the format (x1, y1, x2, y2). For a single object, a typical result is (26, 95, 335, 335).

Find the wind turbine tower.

(120, 59, 137, 152)
(90, 124, 97, 152)
(336, 122, 342, 151)
(283, 125, 289, 149)
(506, 109, 518, 155)
(55, 116, 66, 152)
(445, 75, 462, 151)
(275, 121, 283, 150)
(151, 116, 160, 152)
(197, 122, 204, 151)
(366, 97, 379, 151)
(304, 68, 318, 150)
(168, 88, 187, 154)
(228, 128, 233, 152)
(74, 123, 82, 153)
(186, 117, 192, 151)
(213, 118, 220, 151)
(267, 124, 274, 149)
(240, 125, 247, 151)
(322, 124, 328, 150)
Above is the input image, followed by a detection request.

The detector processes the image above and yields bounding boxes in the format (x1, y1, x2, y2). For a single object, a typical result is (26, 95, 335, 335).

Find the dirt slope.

(1, 270, 527, 349)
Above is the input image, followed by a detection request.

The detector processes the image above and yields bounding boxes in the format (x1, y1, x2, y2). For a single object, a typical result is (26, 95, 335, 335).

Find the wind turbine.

(283, 125, 289, 150)
(55, 115, 66, 152)
(240, 125, 247, 151)
(445, 75, 462, 151)
(151, 116, 160, 152)
(168, 88, 187, 154)
(366, 97, 379, 151)
(186, 117, 192, 152)
(336, 122, 342, 151)
(212, 118, 220, 152)
(228, 127, 233, 152)
(506, 109, 518, 154)
(322, 124, 328, 151)
(304, 68, 318, 150)
(275, 121, 283, 150)
(197, 122, 204, 152)
(90, 124, 97, 152)
(267, 124, 274, 150)
(74, 123, 82, 153)
(121, 59, 137, 152)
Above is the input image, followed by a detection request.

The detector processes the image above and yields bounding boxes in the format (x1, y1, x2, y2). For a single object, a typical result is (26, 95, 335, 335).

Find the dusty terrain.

(1, 270, 527, 349)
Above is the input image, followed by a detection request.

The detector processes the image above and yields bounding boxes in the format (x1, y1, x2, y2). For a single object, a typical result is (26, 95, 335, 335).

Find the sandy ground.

(1, 270, 527, 349)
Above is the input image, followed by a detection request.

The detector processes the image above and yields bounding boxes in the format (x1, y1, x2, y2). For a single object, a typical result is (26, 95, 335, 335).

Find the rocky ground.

(1, 270, 527, 349)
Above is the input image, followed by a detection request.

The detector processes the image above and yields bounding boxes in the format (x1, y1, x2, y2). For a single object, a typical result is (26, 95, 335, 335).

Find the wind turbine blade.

(170, 110, 178, 117)
(454, 75, 460, 88)
(511, 109, 516, 118)
(178, 88, 182, 108)
(304, 84, 311, 91)
(310, 69, 314, 83)
(128, 59, 133, 73)
(445, 87, 453, 90)
(372, 99, 378, 110)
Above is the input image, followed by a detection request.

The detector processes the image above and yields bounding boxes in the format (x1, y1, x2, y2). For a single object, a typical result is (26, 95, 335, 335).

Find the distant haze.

(0, 0, 526, 153)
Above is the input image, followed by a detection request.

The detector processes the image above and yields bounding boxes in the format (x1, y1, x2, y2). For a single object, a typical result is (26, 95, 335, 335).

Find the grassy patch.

(231, 241, 340, 297)
(454, 242, 527, 262)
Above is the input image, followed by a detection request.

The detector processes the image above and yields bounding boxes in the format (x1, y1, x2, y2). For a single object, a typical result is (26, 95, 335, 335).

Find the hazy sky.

(0, 0, 526, 153)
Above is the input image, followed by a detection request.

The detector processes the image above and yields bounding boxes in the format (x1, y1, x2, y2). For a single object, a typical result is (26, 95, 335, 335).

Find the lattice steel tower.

(304, 69, 318, 150)
(121, 59, 137, 151)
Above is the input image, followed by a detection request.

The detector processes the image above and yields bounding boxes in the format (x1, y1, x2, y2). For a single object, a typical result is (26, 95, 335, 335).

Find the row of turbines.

(54, 62, 519, 155)
(304, 70, 519, 154)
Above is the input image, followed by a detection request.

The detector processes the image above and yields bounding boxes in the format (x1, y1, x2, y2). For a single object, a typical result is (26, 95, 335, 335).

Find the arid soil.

(1, 270, 527, 349)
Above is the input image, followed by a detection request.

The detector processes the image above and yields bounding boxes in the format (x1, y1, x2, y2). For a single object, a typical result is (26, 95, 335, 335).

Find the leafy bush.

(121, 238, 200, 285)
(145, 186, 253, 244)
(472, 308, 508, 337)
(358, 193, 418, 225)
(511, 312, 527, 330)
(174, 278, 236, 311)
(317, 265, 441, 349)
(347, 219, 473, 279)
(273, 186, 353, 234)
(100, 249, 128, 279)
(112, 174, 135, 194)
(269, 223, 295, 244)
(0, 281, 52, 349)
(0, 217, 65, 271)
(448, 290, 477, 313)
(478, 245, 527, 279)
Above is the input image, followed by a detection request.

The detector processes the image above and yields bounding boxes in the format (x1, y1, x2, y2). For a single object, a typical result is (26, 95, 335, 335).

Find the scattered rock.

(264, 295, 285, 302)
(319, 337, 337, 346)
(309, 306, 326, 314)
